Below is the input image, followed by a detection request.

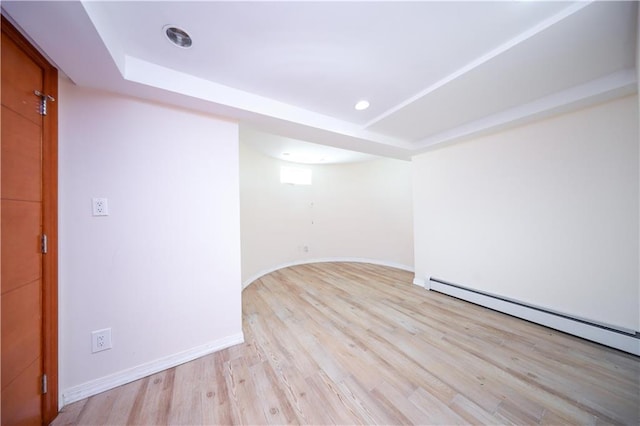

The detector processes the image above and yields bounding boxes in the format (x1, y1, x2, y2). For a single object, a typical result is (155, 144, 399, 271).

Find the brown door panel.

(1, 31, 43, 125)
(1, 106, 43, 202)
(1, 201, 42, 294)
(1, 281, 42, 390)
(1, 359, 42, 426)
(1, 14, 58, 425)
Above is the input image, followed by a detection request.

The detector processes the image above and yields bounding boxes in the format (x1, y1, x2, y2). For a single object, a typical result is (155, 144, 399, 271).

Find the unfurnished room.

(0, 1, 639, 425)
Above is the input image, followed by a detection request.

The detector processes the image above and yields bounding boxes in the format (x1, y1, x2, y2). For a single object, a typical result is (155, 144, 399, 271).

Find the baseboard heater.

(428, 277, 640, 356)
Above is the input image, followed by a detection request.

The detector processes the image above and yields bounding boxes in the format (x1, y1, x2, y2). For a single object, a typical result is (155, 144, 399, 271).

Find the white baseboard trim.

(60, 332, 245, 408)
(429, 278, 640, 356)
(243, 258, 414, 289)
(413, 276, 425, 287)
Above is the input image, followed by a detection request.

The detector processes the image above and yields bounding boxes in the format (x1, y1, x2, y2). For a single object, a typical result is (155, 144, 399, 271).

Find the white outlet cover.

(91, 328, 112, 353)
(92, 198, 109, 216)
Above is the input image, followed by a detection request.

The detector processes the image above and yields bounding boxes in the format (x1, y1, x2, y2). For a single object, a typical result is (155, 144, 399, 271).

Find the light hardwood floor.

(52, 262, 639, 425)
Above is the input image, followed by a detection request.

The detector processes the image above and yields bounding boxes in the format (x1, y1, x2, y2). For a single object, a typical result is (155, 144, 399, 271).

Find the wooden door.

(1, 16, 58, 425)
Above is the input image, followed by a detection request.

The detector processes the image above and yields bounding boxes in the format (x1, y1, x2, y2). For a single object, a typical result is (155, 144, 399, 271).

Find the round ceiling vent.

(164, 25, 192, 48)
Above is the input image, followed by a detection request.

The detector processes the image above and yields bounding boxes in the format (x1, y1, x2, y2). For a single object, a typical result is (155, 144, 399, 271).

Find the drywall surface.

(413, 95, 639, 332)
(240, 144, 413, 286)
(58, 80, 242, 395)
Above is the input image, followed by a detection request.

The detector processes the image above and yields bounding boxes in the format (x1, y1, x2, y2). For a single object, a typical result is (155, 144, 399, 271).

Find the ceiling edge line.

(81, 0, 126, 78)
(361, 0, 594, 130)
(123, 55, 414, 151)
(0, 7, 64, 75)
(411, 68, 636, 152)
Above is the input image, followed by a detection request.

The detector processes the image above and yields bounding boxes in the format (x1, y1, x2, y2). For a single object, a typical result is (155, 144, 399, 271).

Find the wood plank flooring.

(52, 262, 640, 425)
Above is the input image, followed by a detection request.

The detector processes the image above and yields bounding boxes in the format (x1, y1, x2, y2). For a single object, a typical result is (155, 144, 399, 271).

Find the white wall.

(240, 143, 413, 286)
(58, 79, 242, 401)
(413, 95, 639, 332)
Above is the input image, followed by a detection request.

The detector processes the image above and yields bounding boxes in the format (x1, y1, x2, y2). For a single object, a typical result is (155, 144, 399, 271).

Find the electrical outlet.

(92, 198, 109, 216)
(91, 328, 112, 353)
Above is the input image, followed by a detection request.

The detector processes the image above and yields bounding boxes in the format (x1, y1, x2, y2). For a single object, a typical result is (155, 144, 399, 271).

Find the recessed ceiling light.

(164, 25, 192, 48)
(354, 100, 370, 111)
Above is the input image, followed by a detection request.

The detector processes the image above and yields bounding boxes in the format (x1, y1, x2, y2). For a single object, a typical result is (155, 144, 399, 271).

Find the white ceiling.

(3, 1, 638, 163)
(241, 127, 378, 164)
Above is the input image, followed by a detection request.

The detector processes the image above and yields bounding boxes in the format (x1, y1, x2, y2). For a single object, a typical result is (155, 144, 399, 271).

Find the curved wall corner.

(241, 257, 414, 289)
(239, 142, 414, 288)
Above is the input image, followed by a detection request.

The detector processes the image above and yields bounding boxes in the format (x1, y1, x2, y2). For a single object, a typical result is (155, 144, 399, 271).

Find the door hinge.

(41, 234, 48, 254)
(42, 374, 48, 394)
(34, 90, 55, 116)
